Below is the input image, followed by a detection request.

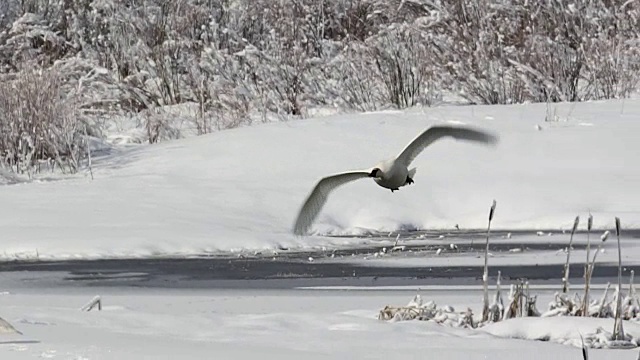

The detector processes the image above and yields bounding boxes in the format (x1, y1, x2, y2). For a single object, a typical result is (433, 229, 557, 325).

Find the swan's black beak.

(368, 168, 380, 178)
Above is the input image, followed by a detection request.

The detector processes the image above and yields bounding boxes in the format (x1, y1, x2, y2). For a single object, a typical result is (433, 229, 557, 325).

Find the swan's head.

(368, 168, 382, 178)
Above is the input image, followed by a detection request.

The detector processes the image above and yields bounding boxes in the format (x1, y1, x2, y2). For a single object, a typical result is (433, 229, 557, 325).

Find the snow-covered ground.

(1, 99, 639, 260)
(2, 99, 640, 358)
(0, 286, 636, 360)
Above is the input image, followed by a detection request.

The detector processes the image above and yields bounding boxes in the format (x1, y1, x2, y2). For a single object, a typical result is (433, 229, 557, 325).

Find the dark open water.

(0, 229, 637, 289)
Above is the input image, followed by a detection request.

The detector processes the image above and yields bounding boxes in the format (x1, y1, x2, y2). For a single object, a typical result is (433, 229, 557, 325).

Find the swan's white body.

(292, 125, 498, 236)
(370, 159, 416, 191)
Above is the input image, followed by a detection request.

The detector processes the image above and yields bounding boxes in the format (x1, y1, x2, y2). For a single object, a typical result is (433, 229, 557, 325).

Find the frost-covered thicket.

(431, 1, 640, 104)
(0, 0, 639, 173)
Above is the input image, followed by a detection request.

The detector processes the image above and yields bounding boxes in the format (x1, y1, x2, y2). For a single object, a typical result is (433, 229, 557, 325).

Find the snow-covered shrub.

(426, 1, 528, 105)
(583, 36, 640, 100)
(140, 1, 210, 107)
(579, 2, 640, 100)
(379, 295, 476, 328)
(318, 0, 379, 42)
(0, 69, 86, 175)
(239, 2, 316, 117)
(328, 42, 386, 112)
(142, 107, 183, 144)
(0, 12, 74, 72)
(369, 24, 441, 108)
(48, 57, 121, 134)
(0, 2, 19, 29)
(0, 0, 638, 146)
(428, 1, 640, 104)
(544, 278, 640, 321)
(189, 47, 253, 132)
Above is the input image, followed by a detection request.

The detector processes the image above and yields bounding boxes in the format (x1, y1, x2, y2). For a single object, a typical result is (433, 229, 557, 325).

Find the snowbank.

(0, 287, 596, 360)
(0, 100, 639, 258)
(482, 316, 640, 349)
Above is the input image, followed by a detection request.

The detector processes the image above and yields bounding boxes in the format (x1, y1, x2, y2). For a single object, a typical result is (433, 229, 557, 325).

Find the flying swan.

(292, 125, 498, 236)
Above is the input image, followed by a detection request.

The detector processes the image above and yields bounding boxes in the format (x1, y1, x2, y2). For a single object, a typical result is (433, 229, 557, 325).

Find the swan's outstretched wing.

(396, 125, 498, 166)
(293, 171, 370, 236)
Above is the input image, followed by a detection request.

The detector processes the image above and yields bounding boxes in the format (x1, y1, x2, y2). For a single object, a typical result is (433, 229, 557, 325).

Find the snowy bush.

(379, 295, 476, 328)
(429, 1, 640, 104)
(369, 24, 441, 108)
(0, 0, 639, 148)
(0, 12, 73, 72)
(333, 45, 383, 111)
(0, 69, 86, 175)
(194, 48, 253, 131)
(380, 280, 640, 349)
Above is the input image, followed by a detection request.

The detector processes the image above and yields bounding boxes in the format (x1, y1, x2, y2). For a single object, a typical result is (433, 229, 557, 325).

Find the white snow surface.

(482, 316, 640, 348)
(0, 287, 634, 360)
(1, 100, 640, 259)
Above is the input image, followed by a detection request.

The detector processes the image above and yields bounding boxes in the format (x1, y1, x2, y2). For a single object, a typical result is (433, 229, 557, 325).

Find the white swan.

(292, 125, 498, 236)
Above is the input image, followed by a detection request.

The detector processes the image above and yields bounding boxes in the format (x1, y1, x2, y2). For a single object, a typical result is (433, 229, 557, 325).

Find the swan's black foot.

(390, 188, 399, 193)
(405, 176, 414, 185)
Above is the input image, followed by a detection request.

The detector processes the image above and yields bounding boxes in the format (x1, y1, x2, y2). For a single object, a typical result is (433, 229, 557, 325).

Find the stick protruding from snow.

(0, 316, 21, 335)
(81, 295, 102, 312)
(580, 333, 589, 360)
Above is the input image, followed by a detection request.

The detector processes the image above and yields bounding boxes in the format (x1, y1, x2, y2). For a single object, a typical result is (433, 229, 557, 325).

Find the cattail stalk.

(482, 200, 496, 322)
(630, 270, 637, 313)
(598, 283, 611, 317)
(583, 213, 593, 316)
(589, 231, 610, 280)
(612, 217, 625, 340)
(562, 216, 580, 293)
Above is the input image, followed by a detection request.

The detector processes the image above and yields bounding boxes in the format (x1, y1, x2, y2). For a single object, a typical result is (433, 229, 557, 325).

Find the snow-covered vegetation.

(1, 0, 639, 176)
(381, 277, 640, 348)
(378, 216, 640, 349)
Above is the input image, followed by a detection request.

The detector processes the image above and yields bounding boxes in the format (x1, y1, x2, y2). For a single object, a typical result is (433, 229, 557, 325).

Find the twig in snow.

(580, 333, 589, 360)
(81, 295, 102, 312)
(0, 316, 21, 335)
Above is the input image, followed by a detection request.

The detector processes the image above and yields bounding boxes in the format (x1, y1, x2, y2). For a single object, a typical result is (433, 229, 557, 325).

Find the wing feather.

(293, 171, 370, 236)
(396, 125, 498, 166)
